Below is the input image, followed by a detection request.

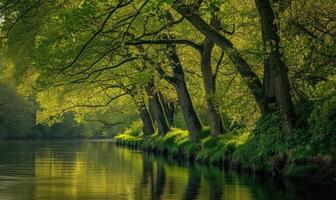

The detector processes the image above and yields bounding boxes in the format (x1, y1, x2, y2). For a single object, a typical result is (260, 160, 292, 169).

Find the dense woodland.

(0, 83, 83, 139)
(0, 0, 335, 183)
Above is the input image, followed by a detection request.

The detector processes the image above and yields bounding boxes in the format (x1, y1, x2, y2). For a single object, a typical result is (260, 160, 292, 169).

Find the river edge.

(114, 139, 336, 187)
(0, 138, 334, 187)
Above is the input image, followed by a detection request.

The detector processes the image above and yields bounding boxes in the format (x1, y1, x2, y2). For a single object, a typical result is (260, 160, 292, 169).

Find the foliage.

(0, 83, 36, 138)
(0, 83, 84, 139)
(308, 79, 336, 155)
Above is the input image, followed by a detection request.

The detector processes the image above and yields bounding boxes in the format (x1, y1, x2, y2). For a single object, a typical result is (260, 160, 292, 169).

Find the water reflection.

(0, 140, 334, 200)
(183, 166, 201, 200)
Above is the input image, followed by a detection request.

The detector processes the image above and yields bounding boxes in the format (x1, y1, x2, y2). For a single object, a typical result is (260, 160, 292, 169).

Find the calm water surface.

(0, 140, 334, 200)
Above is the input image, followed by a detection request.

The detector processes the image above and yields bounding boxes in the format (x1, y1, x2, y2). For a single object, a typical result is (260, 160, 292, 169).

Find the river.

(0, 140, 333, 200)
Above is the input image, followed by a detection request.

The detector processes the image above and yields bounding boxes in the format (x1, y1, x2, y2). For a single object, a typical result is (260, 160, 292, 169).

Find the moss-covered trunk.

(255, 0, 296, 135)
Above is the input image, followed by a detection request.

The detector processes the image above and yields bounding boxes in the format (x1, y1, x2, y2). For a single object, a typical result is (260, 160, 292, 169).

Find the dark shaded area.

(0, 83, 84, 139)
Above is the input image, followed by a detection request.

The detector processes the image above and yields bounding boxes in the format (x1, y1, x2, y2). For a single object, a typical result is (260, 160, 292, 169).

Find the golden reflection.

(1, 141, 330, 200)
(34, 143, 144, 199)
(33, 142, 254, 200)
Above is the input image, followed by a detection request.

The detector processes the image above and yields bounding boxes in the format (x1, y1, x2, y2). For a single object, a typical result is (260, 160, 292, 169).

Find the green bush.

(308, 80, 336, 155)
(123, 121, 143, 137)
(233, 114, 284, 171)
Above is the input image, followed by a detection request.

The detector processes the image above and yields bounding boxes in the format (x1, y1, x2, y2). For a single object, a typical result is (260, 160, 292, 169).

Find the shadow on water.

(0, 140, 334, 200)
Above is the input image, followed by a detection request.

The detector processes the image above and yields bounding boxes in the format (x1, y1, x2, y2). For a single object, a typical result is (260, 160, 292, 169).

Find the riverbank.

(115, 115, 335, 186)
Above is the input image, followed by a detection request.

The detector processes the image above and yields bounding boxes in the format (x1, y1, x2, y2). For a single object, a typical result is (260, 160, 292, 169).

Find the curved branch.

(126, 39, 202, 52)
(59, 0, 133, 72)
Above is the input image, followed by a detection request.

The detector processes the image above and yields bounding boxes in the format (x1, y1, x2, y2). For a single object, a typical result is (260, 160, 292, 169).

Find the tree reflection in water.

(0, 140, 334, 200)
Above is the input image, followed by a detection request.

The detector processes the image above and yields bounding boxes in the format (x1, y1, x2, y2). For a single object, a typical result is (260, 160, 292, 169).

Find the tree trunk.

(158, 92, 176, 127)
(255, 0, 296, 135)
(148, 98, 156, 126)
(174, 81, 203, 141)
(263, 57, 277, 110)
(128, 90, 155, 137)
(172, 2, 269, 114)
(145, 80, 170, 136)
(201, 15, 225, 136)
(166, 101, 176, 127)
(166, 44, 203, 142)
(154, 10, 203, 140)
(263, 0, 290, 110)
(138, 100, 155, 137)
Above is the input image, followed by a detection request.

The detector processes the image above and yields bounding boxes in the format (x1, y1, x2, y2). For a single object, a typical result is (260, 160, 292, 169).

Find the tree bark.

(263, 57, 277, 109)
(158, 92, 176, 127)
(148, 99, 156, 126)
(138, 100, 155, 137)
(263, 0, 290, 110)
(255, 0, 296, 135)
(166, 44, 203, 142)
(172, 2, 269, 114)
(128, 89, 155, 137)
(201, 15, 225, 136)
(145, 80, 170, 136)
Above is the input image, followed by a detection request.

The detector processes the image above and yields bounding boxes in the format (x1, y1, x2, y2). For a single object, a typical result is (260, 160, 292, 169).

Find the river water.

(0, 140, 333, 200)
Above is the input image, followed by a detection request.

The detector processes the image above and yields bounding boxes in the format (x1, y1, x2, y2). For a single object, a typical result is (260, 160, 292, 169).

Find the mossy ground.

(115, 113, 335, 185)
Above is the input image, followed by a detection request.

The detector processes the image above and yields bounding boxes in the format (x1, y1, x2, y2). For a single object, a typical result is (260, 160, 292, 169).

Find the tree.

(145, 79, 170, 135)
(0, 83, 35, 139)
(255, 0, 296, 135)
(171, 1, 269, 114)
(200, 13, 226, 136)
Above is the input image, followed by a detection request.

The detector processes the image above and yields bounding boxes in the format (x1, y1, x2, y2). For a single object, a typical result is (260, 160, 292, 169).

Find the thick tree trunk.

(128, 89, 155, 137)
(172, 2, 269, 114)
(145, 80, 170, 136)
(166, 45, 203, 142)
(263, 0, 290, 110)
(138, 100, 155, 137)
(201, 15, 225, 136)
(174, 81, 203, 141)
(255, 0, 296, 135)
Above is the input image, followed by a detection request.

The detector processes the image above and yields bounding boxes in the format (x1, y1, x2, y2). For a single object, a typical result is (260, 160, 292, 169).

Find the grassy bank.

(115, 114, 335, 185)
